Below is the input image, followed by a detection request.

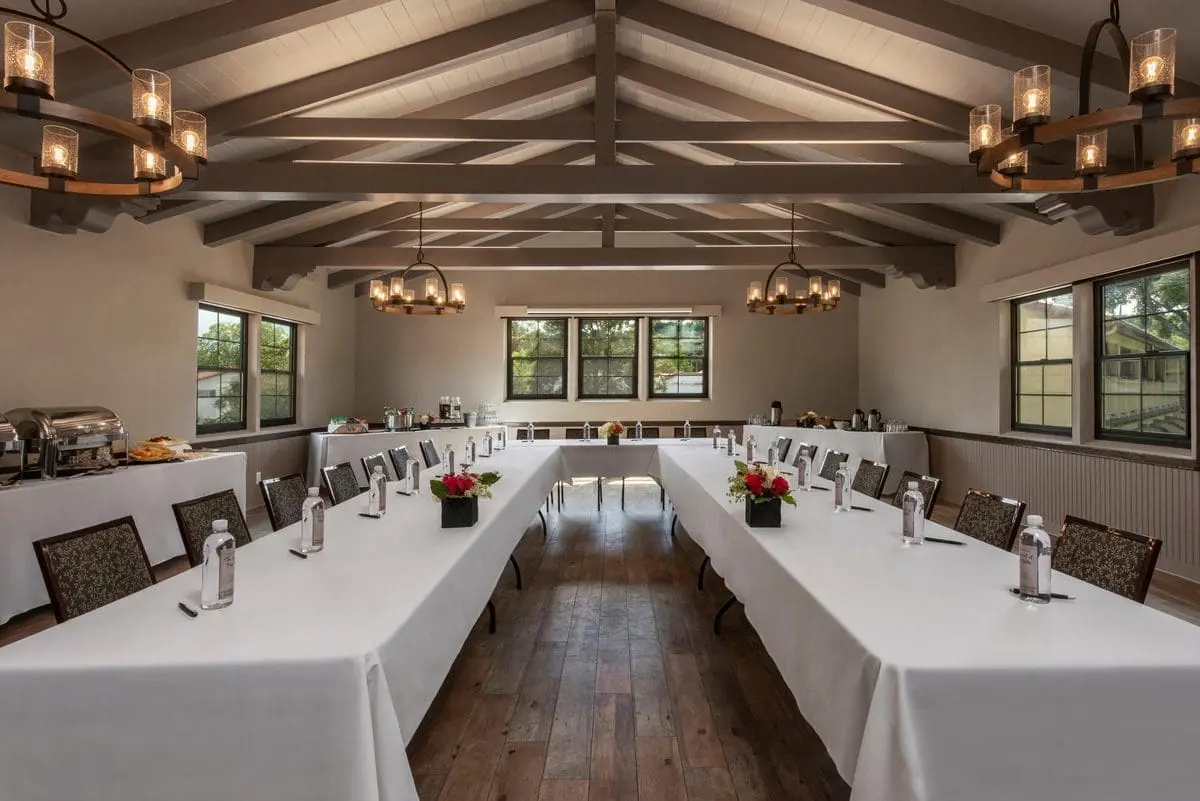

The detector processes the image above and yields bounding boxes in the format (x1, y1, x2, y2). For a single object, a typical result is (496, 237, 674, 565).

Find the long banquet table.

(745, 423, 928, 495)
(0, 452, 247, 625)
(2, 440, 1200, 801)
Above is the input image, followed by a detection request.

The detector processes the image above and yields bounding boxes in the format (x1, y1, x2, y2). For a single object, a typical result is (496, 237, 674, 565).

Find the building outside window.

(1012, 290, 1074, 433)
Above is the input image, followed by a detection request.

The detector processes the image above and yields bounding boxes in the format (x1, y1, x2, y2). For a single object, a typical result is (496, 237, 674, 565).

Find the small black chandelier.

(369, 203, 466, 316)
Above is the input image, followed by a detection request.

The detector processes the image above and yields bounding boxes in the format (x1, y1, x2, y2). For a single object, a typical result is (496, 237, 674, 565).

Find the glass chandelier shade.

(1075, 130, 1108, 175)
(745, 205, 840, 316)
(171, 110, 207, 160)
(132, 68, 171, 132)
(1129, 28, 1176, 101)
(969, 104, 1001, 158)
(1013, 65, 1051, 130)
(133, 145, 166, 180)
(1173, 118, 1200, 160)
(996, 126, 1028, 176)
(3, 20, 52, 98)
(39, 124, 77, 179)
(368, 204, 465, 316)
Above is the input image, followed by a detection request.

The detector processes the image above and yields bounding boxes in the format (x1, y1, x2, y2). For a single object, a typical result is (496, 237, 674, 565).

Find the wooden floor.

(3, 481, 1200, 801)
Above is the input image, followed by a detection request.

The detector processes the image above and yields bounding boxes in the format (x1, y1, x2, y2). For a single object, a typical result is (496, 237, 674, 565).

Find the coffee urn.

(768, 400, 782, 426)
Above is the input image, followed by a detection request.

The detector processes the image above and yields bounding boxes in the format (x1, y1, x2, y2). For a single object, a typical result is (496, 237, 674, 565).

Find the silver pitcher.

(850, 409, 866, 431)
(867, 409, 883, 432)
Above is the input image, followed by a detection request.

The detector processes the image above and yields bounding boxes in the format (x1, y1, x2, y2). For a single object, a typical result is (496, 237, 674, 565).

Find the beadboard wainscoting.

(928, 432, 1200, 581)
(209, 431, 314, 511)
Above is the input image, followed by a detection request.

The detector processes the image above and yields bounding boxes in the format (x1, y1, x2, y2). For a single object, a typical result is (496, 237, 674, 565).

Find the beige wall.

(0, 176, 357, 443)
(354, 270, 859, 423)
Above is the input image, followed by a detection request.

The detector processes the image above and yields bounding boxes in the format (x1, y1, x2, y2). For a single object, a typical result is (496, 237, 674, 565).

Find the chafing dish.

(4, 406, 128, 478)
(0, 414, 21, 482)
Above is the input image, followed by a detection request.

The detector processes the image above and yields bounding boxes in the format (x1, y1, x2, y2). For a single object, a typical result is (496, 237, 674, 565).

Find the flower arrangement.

(430, 470, 502, 500)
(599, 421, 625, 438)
(727, 461, 795, 506)
(797, 410, 819, 428)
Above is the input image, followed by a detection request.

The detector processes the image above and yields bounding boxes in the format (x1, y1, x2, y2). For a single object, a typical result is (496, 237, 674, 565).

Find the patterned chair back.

(259, 473, 307, 531)
(515, 427, 549, 441)
(362, 452, 390, 483)
(674, 426, 708, 438)
(818, 450, 850, 481)
(322, 462, 363, 505)
(953, 489, 1026, 551)
(775, 437, 792, 463)
(33, 516, 155, 623)
(792, 443, 820, 467)
(419, 439, 440, 468)
(1054, 516, 1162, 603)
(172, 489, 252, 567)
(388, 446, 412, 479)
(851, 460, 890, 499)
(639, 426, 661, 438)
(889, 471, 942, 518)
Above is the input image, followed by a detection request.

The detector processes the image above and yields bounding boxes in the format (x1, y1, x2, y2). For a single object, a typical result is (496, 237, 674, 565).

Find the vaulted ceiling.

(19, 0, 1200, 292)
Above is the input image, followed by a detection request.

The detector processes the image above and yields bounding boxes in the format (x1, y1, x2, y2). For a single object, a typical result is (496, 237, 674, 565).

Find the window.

(1012, 290, 1074, 433)
(260, 318, 297, 427)
(196, 305, 246, 434)
(1096, 262, 1191, 446)
(578, 318, 638, 399)
(649, 317, 709, 398)
(507, 318, 567, 400)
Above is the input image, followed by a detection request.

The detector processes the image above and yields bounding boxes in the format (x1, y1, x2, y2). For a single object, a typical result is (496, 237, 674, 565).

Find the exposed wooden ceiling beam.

(375, 216, 834, 233)
(872, 203, 1001, 246)
(259, 244, 951, 270)
(354, 203, 586, 250)
(798, 0, 1200, 98)
(231, 117, 959, 143)
(202, 0, 592, 138)
(596, 2, 618, 247)
(1000, 204, 1061, 226)
(616, 56, 942, 166)
(183, 163, 1024, 204)
(56, 0, 392, 98)
(617, 0, 968, 134)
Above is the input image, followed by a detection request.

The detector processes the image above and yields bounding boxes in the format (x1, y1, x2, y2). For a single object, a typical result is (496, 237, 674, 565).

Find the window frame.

(1010, 288, 1074, 436)
(506, 317, 569, 401)
(647, 316, 710, 400)
(259, 317, 298, 428)
(1094, 259, 1192, 448)
(576, 317, 640, 400)
(196, 304, 248, 436)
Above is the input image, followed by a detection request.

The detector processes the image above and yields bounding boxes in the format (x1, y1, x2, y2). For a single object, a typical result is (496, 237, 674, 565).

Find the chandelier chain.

(788, 202, 797, 262)
(1109, 0, 1120, 25)
(29, 0, 66, 21)
(416, 201, 425, 262)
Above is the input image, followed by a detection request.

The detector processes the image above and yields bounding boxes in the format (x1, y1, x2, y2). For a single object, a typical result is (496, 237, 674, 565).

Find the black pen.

(925, 536, 965, 546)
(850, 505, 874, 512)
(809, 485, 831, 491)
(1009, 588, 1075, 601)
(177, 602, 198, 618)
(288, 548, 308, 559)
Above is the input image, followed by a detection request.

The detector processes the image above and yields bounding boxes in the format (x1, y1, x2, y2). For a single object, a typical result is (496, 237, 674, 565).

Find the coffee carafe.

(768, 400, 782, 426)
(851, 409, 866, 431)
(867, 409, 883, 432)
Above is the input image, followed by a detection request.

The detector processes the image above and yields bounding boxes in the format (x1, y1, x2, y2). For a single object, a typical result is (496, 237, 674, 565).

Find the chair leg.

(487, 600, 497, 634)
(557, 481, 563, 511)
(621, 477, 626, 510)
(698, 555, 710, 591)
(660, 485, 665, 510)
(670, 513, 678, 539)
(509, 554, 523, 591)
(597, 478, 602, 511)
(537, 509, 547, 538)
(713, 594, 738, 635)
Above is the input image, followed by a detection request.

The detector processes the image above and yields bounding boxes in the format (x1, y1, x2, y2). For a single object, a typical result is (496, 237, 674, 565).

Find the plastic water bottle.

(634, 420, 643, 440)
(367, 464, 387, 516)
(300, 487, 325, 553)
(796, 452, 812, 491)
(745, 435, 756, 463)
(497, 427, 507, 450)
(200, 519, 235, 610)
(727, 429, 737, 456)
(483, 432, 493, 457)
(682, 420, 692, 440)
(1018, 515, 1052, 604)
(526, 422, 534, 443)
(713, 424, 722, 449)
(834, 464, 852, 511)
(583, 422, 593, 441)
(901, 481, 925, 545)
(766, 444, 777, 466)
(403, 457, 421, 495)
(441, 446, 455, 474)
(465, 435, 477, 464)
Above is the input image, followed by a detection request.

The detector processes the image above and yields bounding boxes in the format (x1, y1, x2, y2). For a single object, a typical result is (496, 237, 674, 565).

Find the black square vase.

(745, 497, 781, 528)
(607, 435, 620, 445)
(441, 496, 479, 528)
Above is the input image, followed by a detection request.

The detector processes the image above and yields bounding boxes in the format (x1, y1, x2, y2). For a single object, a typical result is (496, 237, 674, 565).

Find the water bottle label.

(312, 505, 325, 548)
(378, 477, 387, 513)
(218, 548, 235, 602)
(834, 476, 844, 508)
(902, 502, 915, 538)
(1019, 544, 1038, 596)
(797, 460, 807, 485)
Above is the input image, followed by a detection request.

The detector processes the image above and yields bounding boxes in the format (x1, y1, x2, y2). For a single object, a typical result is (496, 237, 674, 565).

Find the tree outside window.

(196, 305, 246, 434)
(649, 318, 709, 398)
(578, 318, 638, 399)
(508, 318, 567, 400)
(260, 318, 297, 426)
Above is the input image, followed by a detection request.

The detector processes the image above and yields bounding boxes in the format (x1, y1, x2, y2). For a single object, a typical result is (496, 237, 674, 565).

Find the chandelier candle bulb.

(1075, 130, 1108, 176)
(450, 282, 465, 305)
(39, 125, 78, 180)
(1013, 65, 1051, 130)
(968, 104, 1001, 159)
(774, 276, 789, 300)
(996, 126, 1029, 176)
(808, 274, 823, 298)
(132, 69, 171, 132)
(133, 146, 166, 181)
(389, 277, 404, 299)
(424, 277, 438, 299)
(3, 21, 54, 98)
(1172, 118, 1200, 160)
(747, 281, 763, 304)
(827, 279, 841, 301)
(171, 111, 207, 160)
(1129, 28, 1176, 101)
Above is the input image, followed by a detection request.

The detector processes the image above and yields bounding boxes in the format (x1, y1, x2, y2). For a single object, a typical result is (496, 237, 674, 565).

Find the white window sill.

(1001, 430, 1195, 463)
(191, 423, 316, 445)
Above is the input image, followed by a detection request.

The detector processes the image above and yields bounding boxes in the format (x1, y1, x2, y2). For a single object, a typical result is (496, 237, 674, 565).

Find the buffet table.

(3, 441, 1200, 801)
(308, 425, 507, 486)
(0, 452, 247, 625)
(745, 424, 928, 495)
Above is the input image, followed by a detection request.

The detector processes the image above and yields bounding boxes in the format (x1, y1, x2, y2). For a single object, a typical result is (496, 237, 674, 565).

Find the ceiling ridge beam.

(617, 0, 967, 134)
(596, 2, 618, 247)
(374, 216, 833, 233)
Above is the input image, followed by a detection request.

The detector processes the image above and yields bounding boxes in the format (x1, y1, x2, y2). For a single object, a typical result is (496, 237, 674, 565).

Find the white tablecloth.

(0, 453, 247, 625)
(653, 445, 1200, 801)
(308, 426, 507, 486)
(746, 425, 928, 495)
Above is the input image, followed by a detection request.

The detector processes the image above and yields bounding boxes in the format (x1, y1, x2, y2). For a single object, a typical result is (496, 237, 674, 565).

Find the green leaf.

(478, 472, 502, 486)
(429, 480, 448, 500)
(781, 495, 796, 506)
(733, 460, 748, 474)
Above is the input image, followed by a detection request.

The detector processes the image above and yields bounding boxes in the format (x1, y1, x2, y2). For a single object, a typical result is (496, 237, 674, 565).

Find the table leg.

(698, 555, 710, 591)
(557, 481, 563, 511)
(713, 594, 738, 635)
(597, 478, 602, 511)
(487, 600, 497, 634)
(660, 485, 665, 510)
(509, 554, 523, 591)
(670, 513, 678, 539)
(621, 477, 626, 510)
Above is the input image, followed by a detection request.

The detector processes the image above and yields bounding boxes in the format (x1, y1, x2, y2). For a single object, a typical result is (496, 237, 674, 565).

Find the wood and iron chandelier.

(0, 0, 205, 197)
(369, 204, 466, 316)
(969, 0, 1198, 194)
(746, 205, 840, 315)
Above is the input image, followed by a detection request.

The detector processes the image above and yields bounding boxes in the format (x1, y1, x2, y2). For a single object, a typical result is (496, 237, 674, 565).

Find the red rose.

(744, 472, 765, 495)
(458, 475, 476, 494)
(441, 475, 460, 496)
(770, 476, 790, 496)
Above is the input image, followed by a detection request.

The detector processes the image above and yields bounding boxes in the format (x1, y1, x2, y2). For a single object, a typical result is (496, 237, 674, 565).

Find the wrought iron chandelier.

(0, 0, 205, 197)
(746, 204, 840, 315)
(969, 0, 1198, 194)
(369, 203, 466, 316)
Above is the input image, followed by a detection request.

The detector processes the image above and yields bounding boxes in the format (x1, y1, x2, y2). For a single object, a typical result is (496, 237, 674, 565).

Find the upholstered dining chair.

(792, 442, 820, 467)
(172, 489, 253, 567)
(322, 462, 363, 506)
(33, 516, 155, 623)
(889, 471, 942, 518)
(818, 450, 850, 481)
(388, 446, 412, 479)
(361, 452, 390, 482)
(953, 489, 1026, 551)
(259, 473, 307, 531)
(1053, 516, 1162, 603)
(419, 439, 440, 469)
(851, 460, 890, 499)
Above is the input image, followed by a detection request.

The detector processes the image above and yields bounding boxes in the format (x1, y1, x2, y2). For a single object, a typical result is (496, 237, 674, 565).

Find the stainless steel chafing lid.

(0, 414, 16, 451)
(3, 407, 125, 442)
